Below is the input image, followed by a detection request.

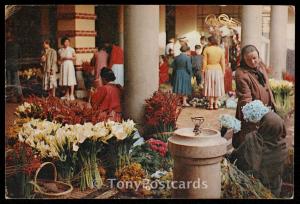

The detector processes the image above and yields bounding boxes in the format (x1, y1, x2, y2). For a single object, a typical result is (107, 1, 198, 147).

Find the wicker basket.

(29, 162, 73, 199)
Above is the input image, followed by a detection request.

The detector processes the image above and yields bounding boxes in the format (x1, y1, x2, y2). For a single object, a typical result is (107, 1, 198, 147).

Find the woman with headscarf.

(234, 110, 288, 197)
(233, 45, 276, 148)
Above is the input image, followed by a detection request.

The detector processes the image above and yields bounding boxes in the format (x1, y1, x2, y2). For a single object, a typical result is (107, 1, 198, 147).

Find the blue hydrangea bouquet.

(242, 100, 271, 123)
(218, 114, 241, 135)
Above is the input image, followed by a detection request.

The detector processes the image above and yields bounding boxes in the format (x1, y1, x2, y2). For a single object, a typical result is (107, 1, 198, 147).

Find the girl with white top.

(58, 36, 77, 100)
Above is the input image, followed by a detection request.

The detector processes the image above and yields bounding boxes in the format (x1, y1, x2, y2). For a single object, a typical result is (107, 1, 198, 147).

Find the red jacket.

(108, 45, 124, 68)
(91, 83, 122, 113)
(159, 62, 169, 84)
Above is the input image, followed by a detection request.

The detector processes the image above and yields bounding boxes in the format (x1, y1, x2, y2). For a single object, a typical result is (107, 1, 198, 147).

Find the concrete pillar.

(241, 6, 262, 49)
(118, 5, 124, 49)
(40, 6, 50, 40)
(175, 6, 200, 51)
(124, 5, 159, 127)
(57, 5, 97, 93)
(270, 6, 288, 80)
(159, 5, 166, 55)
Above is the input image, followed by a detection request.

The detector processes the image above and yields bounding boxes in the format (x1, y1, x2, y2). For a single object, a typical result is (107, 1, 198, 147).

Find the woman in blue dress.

(171, 45, 192, 107)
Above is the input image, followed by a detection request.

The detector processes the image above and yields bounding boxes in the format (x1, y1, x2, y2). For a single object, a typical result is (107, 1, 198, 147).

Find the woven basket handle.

(34, 162, 57, 184)
(28, 180, 43, 193)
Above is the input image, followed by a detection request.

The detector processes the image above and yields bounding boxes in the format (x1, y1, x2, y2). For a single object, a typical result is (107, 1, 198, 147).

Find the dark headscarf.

(101, 67, 116, 82)
(240, 45, 266, 87)
(235, 111, 288, 196)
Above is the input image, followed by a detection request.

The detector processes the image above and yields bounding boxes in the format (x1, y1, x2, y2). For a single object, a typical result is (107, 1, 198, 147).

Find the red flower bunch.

(146, 138, 168, 157)
(283, 72, 295, 83)
(144, 91, 182, 132)
(82, 61, 95, 73)
(25, 96, 121, 124)
(6, 142, 41, 176)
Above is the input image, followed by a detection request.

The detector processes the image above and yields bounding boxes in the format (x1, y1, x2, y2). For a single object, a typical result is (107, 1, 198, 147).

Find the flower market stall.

(5, 90, 293, 199)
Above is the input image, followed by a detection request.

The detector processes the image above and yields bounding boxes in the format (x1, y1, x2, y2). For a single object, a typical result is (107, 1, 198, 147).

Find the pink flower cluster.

(146, 138, 168, 157)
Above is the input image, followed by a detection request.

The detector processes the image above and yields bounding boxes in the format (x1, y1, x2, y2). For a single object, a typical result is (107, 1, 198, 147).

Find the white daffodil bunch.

(15, 102, 32, 117)
(122, 119, 137, 136)
(17, 118, 137, 190)
(18, 119, 61, 158)
(111, 124, 127, 140)
(18, 118, 137, 157)
(93, 122, 109, 141)
(15, 101, 42, 118)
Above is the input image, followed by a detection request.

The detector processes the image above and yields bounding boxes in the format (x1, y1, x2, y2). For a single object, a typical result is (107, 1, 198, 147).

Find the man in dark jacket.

(191, 45, 203, 85)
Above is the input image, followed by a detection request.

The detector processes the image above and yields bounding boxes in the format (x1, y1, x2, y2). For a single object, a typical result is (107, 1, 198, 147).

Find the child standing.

(41, 39, 58, 97)
(58, 36, 77, 100)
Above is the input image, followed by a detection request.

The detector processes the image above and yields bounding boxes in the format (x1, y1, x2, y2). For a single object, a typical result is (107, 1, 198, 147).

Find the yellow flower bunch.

(115, 162, 151, 196)
(18, 67, 43, 80)
(160, 171, 173, 181)
(269, 78, 294, 118)
(6, 118, 31, 139)
(269, 78, 294, 95)
(115, 162, 146, 182)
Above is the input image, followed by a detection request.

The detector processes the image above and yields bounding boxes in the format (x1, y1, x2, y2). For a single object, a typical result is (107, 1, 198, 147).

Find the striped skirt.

(204, 68, 225, 97)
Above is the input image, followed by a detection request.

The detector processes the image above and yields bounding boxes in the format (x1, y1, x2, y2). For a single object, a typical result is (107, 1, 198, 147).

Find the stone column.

(57, 5, 97, 93)
(241, 6, 262, 49)
(124, 5, 159, 127)
(159, 5, 166, 55)
(270, 6, 288, 80)
(118, 5, 124, 49)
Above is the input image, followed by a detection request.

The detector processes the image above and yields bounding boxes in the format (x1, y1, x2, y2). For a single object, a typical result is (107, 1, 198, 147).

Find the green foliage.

(130, 143, 163, 175)
(151, 132, 172, 143)
(100, 133, 139, 178)
(130, 142, 173, 175)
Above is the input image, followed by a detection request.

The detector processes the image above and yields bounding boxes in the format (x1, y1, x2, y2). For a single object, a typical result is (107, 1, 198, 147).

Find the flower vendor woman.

(233, 100, 288, 197)
(233, 45, 276, 148)
(91, 67, 122, 118)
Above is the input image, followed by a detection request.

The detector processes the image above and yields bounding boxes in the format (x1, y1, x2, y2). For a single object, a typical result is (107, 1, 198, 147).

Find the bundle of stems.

(221, 159, 275, 199)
